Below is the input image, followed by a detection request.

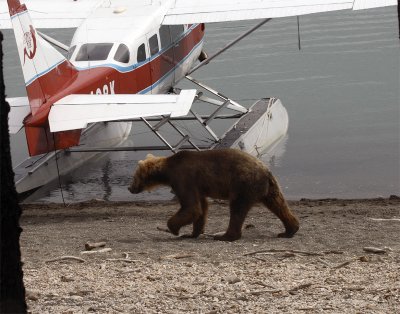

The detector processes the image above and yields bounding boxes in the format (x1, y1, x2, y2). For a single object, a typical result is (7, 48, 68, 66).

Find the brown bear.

(128, 149, 299, 241)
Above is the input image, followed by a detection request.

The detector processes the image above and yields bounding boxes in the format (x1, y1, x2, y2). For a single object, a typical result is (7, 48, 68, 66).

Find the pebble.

(225, 276, 241, 284)
(68, 295, 83, 301)
(26, 290, 40, 301)
(60, 275, 74, 282)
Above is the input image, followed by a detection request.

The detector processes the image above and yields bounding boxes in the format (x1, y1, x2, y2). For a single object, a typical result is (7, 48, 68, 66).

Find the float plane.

(0, 0, 396, 195)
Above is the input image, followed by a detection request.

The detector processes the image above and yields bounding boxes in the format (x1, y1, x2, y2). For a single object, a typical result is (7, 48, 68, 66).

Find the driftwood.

(288, 283, 313, 294)
(80, 248, 112, 255)
(368, 217, 400, 222)
(322, 250, 344, 255)
(252, 281, 277, 289)
(333, 259, 355, 269)
(106, 258, 141, 263)
(160, 253, 195, 260)
(45, 256, 86, 263)
(250, 289, 282, 296)
(244, 249, 322, 257)
(85, 241, 107, 251)
(363, 246, 391, 254)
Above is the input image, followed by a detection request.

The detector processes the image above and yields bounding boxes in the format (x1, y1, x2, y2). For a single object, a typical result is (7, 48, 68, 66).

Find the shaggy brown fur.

(128, 149, 299, 241)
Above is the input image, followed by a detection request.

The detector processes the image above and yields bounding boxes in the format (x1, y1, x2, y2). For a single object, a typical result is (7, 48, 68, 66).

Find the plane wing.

(163, 0, 398, 24)
(0, 0, 103, 29)
(48, 89, 196, 132)
(8, 97, 31, 134)
(352, 0, 397, 10)
(0, 0, 396, 29)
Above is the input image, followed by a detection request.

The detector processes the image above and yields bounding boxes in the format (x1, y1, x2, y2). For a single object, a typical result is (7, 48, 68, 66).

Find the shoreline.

(21, 194, 400, 209)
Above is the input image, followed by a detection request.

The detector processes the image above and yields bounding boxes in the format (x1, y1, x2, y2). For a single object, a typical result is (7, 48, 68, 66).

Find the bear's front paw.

(179, 233, 197, 239)
(167, 220, 180, 236)
(277, 231, 296, 238)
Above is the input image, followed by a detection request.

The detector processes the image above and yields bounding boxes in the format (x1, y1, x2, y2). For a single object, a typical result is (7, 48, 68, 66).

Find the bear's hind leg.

(263, 176, 299, 238)
(263, 196, 299, 238)
(214, 197, 253, 242)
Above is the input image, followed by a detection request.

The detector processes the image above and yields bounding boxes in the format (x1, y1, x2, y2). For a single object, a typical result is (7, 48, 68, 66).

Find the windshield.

(75, 43, 113, 61)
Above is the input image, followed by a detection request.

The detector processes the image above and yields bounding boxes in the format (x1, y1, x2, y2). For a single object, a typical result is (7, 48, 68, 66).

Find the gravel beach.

(21, 197, 400, 313)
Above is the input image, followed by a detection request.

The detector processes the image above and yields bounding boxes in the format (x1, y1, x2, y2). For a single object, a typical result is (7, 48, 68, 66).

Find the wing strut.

(185, 75, 247, 113)
(187, 18, 272, 75)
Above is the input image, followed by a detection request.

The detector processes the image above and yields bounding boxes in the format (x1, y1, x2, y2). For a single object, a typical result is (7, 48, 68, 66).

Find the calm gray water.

(3, 7, 399, 202)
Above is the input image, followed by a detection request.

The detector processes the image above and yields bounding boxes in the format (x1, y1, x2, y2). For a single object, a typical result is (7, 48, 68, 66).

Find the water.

(3, 7, 399, 202)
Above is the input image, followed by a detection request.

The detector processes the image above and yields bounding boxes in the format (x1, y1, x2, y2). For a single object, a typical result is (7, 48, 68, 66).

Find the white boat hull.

(231, 98, 288, 156)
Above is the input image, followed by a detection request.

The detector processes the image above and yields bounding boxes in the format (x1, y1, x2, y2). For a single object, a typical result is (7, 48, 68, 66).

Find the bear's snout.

(128, 186, 138, 194)
(128, 183, 142, 194)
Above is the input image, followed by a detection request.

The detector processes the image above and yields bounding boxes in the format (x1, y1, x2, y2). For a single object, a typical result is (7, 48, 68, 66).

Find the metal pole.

(187, 18, 272, 75)
(297, 16, 301, 51)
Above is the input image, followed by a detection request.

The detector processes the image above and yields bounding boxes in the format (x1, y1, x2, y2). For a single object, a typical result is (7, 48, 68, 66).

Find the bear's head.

(128, 154, 167, 194)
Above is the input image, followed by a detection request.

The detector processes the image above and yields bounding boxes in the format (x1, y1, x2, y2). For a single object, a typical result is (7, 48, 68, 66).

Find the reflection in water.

(101, 159, 112, 201)
(62, 177, 74, 202)
(260, 135, 288, 168)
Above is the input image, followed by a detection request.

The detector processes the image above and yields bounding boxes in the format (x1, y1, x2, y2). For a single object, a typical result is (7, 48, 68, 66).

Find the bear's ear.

(138, 160, 145, 166)
(145, 153, 155, 159)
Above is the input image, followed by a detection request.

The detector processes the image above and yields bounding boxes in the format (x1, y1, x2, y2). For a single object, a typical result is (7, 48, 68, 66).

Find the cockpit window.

(67, 45, 76, 60)
(114, 44, 130, 63)
(75, 43, 113, 61)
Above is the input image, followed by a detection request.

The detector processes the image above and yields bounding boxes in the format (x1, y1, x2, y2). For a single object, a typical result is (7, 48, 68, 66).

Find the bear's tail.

(263, 174, 299, 237)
